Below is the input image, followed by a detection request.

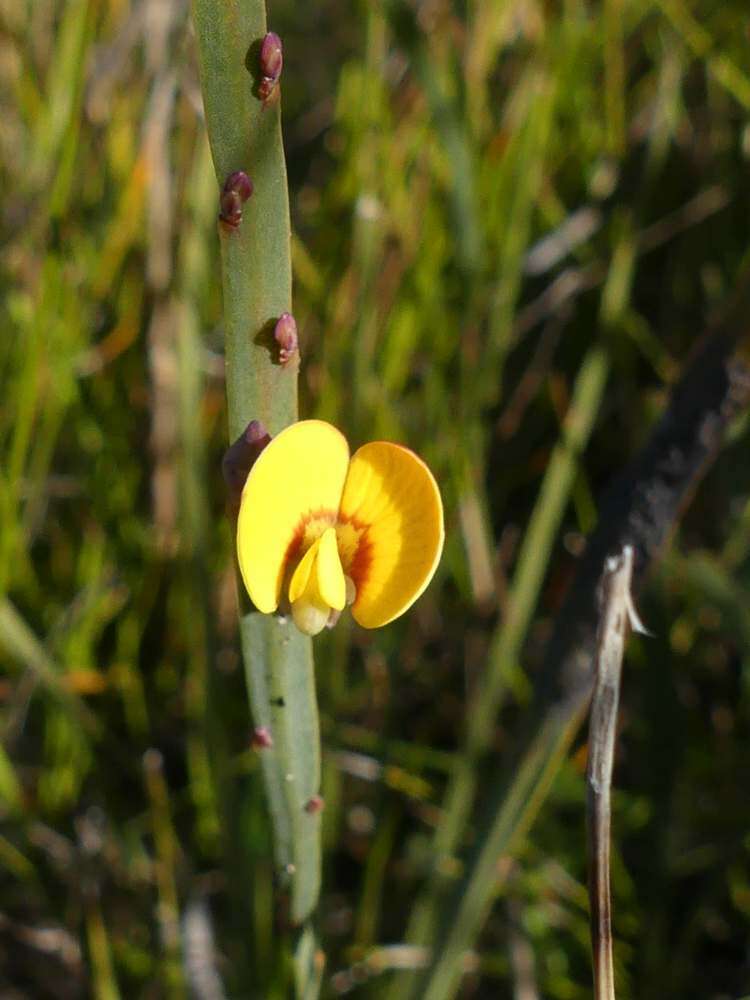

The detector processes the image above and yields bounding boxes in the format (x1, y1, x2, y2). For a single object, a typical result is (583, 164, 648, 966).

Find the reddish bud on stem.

(223, 419, 272, 502)
(219, 171, 254, 228)
(304, 795, 325, 814)
(274, 312, 298, 365)
(220, 190, 243, 227)
(259, 32, 283, 102)
(251, 726, 274, 750)
(225, 170, 254, 201)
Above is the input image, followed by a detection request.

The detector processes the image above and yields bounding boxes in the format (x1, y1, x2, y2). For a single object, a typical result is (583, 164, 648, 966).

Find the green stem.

(192, 0, 295, 436)
(191, 1, 322, 992)
(240, 615, 322, 923)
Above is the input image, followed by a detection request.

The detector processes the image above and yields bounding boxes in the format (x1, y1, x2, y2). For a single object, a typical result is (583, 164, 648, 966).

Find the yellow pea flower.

(237, 420, 444, 636)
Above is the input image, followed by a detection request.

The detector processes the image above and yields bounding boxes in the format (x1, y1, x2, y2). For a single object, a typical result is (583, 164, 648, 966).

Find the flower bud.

(259, 31, 283, 102)
(260, 32, 283, 81)
(251, 726, 274, 750)
(304, 795, 325, 814)
(219, 171, 254, 228)
(274, 312, 298, 365)
(223, 419, 272, 503)
(219, 189, 243, 228)
(226, 170, 254, 201)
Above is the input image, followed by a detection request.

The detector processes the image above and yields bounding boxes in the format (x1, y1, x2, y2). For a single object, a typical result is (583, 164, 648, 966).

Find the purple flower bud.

(223, 419, 272, 503)
(274, 312, 298, 365)
(219, 171, 254, 228)
(247, 420, 269, 443)
(304, 795, 325, 814)
(224, 170, 254, 202)
(260, 32, 283, 82)
(219, 189, 243, 228)
(259, 32, 283, 103)
(251, 726, 274, 750)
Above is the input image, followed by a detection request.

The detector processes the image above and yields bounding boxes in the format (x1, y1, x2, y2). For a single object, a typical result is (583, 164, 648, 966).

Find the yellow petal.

(288, 527, 345, 611)
(237, 420, 350, 613)
(289, 529, 345, 635)
(288, 537, 317, 604)
(289, 536, 330, 635)
(338, 441, 444, 628)
(316, 526, 346, 610)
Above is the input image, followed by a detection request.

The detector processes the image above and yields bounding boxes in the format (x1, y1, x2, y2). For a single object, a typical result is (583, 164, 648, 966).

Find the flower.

(237, 420, 444, 636)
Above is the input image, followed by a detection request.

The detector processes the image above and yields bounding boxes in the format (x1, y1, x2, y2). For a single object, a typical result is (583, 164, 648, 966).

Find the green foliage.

(2, 0, 750, 997)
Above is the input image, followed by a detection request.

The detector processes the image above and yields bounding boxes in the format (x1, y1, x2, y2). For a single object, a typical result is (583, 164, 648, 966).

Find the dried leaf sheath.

(586, 546, 636, 1000)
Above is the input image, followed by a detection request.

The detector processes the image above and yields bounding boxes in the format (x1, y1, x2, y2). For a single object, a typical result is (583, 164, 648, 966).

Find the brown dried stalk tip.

(274, 312, 298, 365)
(251, 726, 274, 750)
(259, 32, 283, 102)
(219, 171, 254, 228)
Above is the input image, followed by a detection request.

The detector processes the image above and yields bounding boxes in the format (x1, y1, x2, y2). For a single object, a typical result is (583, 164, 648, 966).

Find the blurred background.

(2, 0, 750, 997)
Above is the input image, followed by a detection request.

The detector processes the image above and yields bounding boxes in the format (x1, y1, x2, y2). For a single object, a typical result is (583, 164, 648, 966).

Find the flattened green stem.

(241, 615, 322, 924)
(192, 0, 296, 436)
(293, 924, 325, 1000)
(191, 0, 322, 987)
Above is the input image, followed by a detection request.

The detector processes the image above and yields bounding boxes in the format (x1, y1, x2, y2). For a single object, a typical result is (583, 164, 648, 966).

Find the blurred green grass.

(2, 1, 750, 997)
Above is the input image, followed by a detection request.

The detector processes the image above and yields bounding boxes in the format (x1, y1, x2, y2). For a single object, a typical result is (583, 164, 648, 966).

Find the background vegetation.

(2, 0, 750, 997)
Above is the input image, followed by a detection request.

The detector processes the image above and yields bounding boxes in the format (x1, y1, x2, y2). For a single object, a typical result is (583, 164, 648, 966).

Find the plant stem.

(191, 2, 295, 436)
(191, 1, 322, 991)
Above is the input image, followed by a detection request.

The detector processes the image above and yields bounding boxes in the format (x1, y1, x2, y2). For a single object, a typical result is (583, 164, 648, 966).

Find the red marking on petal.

(349, 534, 374, 594)
(337, 513, 374, 595)
(281, 507, 338, 576)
